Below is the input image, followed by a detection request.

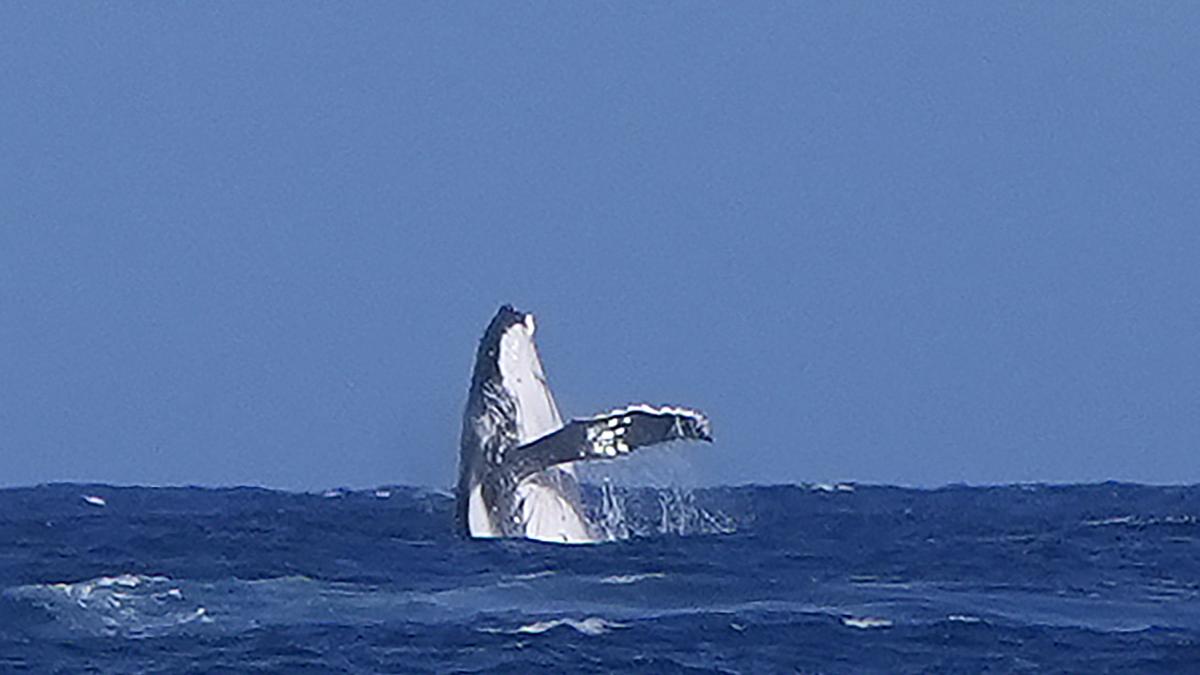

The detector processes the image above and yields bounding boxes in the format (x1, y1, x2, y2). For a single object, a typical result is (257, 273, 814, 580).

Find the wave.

(509, 570, 557, 581)
(946, 614, 983, 624)
(514, 616, 628, 636)
(6, 574, 211, 639)
(1083, 514, 1200, 527)
(6, 570, 1198, 646)
(841, 616, 892, 629)
(598, 573, 666, 585)
(2, 481, 1199, 653)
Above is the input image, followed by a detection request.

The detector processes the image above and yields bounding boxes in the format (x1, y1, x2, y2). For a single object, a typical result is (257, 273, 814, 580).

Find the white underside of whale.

(467, 469, 595, 543)
(515, 477, 595, 543)
(470, 315, 597, 543)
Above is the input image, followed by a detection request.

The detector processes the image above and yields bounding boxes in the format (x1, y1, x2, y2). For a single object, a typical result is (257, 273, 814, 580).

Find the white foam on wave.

(1085, 515, 1137, 527)
(811, 483, 856, 493)
(599, 572, 666, 585)
(12, 573, 212, 638)
(515, 616, 628, 636)
(1085, 514, 1199, 527)
(841, 616, 893, 629)
(510, 570, 556, 581)
(82, 495, 107, 507)
(48, 573, 166, 600)
(947, 614, 982, 624)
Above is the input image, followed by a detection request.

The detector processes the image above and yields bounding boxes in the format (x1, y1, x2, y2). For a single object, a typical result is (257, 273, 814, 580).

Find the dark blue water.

(2, 482, 1198, 673)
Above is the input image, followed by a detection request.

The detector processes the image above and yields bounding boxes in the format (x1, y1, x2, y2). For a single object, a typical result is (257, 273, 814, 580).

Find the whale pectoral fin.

(508, 405, 711, 483)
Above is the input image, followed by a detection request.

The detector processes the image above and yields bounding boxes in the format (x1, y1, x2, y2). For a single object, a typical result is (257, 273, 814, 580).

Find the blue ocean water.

(1, 482, 1197, 673)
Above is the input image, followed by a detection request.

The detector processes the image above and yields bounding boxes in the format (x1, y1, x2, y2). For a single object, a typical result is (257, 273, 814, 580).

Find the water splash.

(581, 475, 735, 540)
(653, 487, 736, 536)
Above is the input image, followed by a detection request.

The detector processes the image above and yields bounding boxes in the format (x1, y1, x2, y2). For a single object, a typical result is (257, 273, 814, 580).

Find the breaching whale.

(456, 305, 712, 543)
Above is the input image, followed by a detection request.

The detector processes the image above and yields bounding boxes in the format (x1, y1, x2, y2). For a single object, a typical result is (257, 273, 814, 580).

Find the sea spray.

(578, 448, 736, 538)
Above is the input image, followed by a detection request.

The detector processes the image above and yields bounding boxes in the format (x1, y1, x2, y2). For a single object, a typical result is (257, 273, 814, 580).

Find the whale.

(455, 305, 712, 543)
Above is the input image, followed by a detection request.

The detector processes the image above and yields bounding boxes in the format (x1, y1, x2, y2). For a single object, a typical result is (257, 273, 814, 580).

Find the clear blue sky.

(2, 4, 1197, 489)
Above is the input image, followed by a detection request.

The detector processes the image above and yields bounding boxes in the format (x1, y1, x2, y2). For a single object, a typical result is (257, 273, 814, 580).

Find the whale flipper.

(507, 406, 712, 484)
(456, 305, 712, 543)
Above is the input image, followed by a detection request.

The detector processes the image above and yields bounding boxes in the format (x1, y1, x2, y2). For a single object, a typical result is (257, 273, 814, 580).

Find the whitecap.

(842, 616, 893, 629)
(599, 572, 666, 585)
(50, 573, 165, 599)
(510, 570, 556, 581)
(10, 573, 207, 638)
(1084, 515, 1137, 527)
(82, 495, 107, 507)
(515, 616, 628, 636)
(947, 614, 982, 624)
(813, 483, 855, 494)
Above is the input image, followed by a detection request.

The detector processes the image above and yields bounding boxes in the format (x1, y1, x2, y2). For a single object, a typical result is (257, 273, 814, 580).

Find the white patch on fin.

(579, 403, 709, 423)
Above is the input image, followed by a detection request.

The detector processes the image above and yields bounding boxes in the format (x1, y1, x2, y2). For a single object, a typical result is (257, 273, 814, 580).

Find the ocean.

(1, 481, 1197, 673)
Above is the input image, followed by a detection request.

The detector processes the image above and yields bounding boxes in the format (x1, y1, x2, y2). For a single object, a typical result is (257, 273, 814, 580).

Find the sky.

(1, 3, 1198, 490)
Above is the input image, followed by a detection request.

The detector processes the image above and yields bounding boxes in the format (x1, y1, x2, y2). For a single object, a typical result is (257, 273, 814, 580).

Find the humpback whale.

(456, 305, 712, 543)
